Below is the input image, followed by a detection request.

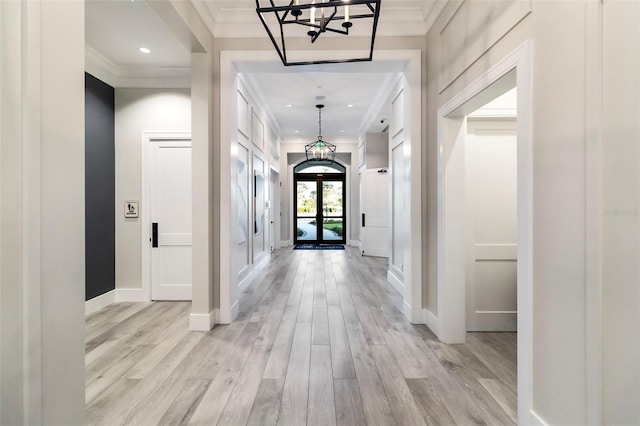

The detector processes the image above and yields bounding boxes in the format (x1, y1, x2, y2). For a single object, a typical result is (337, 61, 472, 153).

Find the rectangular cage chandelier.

(255, 0, 381, 66)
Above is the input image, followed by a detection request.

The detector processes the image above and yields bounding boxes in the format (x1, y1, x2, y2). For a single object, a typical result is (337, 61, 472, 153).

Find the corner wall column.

(0, 0, 86, 423)
(191, 52, 217, 330)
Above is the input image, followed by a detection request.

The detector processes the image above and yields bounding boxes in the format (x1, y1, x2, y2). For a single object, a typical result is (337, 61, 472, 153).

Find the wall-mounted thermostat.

(124, 201, 139, 218)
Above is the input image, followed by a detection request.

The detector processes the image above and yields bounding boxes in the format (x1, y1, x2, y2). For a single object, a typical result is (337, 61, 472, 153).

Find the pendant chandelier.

(305, 104, 336, 162)
(255, 0, 381, 66)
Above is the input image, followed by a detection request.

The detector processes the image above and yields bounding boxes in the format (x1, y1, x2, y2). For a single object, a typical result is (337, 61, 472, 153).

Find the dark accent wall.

(85, 73, 115, 301)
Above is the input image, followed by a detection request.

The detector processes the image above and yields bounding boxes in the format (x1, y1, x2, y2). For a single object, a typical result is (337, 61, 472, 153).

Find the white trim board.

(423, 308, 439, 337)
(85, 290, 115, 315)
(387, 268, 405, 298)
(436, 40, 534, 424)
(115, 288, 147, 303)
(85, 46, 190, 89)
(529, 410, 548, 426)
(190, 311, 215, 331)
(238, 252, 271, 295)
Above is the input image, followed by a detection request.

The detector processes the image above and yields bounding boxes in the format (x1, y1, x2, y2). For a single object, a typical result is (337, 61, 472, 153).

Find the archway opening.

(294, 160, 346, 245)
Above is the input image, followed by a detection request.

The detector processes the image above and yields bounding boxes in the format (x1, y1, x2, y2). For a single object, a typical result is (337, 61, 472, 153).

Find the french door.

(294, 173, 346, 245)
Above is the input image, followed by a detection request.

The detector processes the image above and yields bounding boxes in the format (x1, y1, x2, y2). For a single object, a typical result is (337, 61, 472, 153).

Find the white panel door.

(360, 169, 390, 257)
(466, 119, 517, 331)
(150, 141, 192, 300)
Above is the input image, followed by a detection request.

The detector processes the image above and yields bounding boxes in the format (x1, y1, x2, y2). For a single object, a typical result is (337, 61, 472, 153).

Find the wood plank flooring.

(86, 247, 517, 425)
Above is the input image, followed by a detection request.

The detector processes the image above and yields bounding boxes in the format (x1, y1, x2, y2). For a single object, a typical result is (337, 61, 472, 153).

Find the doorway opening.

(293, 160, 346, 245)
(437, 41, 533, 421)
(465, 89, 518, 332)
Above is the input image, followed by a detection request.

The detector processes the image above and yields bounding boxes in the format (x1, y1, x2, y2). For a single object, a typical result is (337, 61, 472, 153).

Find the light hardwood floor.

(86, 247, 517, 425)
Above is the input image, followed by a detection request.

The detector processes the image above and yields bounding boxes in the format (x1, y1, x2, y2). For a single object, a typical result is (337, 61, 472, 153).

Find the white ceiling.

(245, 70, 397, 138)
(85, 0, 191, 67)
(85, 0, 442, 139)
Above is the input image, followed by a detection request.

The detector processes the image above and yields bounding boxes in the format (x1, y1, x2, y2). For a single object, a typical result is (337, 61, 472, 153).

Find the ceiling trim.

(356, 72, 403, 137)
(240, 74, 284, 137)
(85, 46, 118, 87)
(195, 2, 447, 39)
(85, 46, 190, 89)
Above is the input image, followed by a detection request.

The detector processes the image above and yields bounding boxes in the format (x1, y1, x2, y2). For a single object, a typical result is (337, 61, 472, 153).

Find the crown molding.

(85, 46, 118, 86)
(202, 2, 447, 39)
(357, 72, 402, 137)
(241, 73, 284, 137)
(85, 45, 190, 89)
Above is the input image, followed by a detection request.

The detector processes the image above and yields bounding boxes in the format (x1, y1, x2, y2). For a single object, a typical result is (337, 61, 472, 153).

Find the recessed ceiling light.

(340, 130, 345, 133)
(139, 47, 151, 54)
(286, 104, 292, 108)
(294, 130, 299, 133)
(347, 104, 353, 108)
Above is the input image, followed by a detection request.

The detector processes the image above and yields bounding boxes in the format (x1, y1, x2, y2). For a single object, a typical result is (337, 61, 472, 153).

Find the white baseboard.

(387, 269, 405, 297)
(362, 247, 389, 257)
(280, 240, 291, 247)
(238, 274, 252, 294)
(348, 240, 359, 247)
(189, 311, 215, 331)
(238, 254, 271, 294)
(529, 410, 548, 426)
(213, 300, 240, 325)
(231, 299, 240, 321)
(402, 299, 412, 322)
(85, 290, 115, 315)
(115, 288, 148, 302)
(423, 308, 439, 337)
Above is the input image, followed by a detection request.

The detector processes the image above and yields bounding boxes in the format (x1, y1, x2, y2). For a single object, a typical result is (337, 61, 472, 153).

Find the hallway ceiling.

(85, 0, 436, 138)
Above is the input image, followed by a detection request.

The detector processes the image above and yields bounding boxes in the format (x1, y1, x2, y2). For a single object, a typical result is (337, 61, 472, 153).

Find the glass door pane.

(321, 180, 344, 242)
(296, 180, 318, 241)
(322, 218, 343, 241)
(322, 181, 343, 216)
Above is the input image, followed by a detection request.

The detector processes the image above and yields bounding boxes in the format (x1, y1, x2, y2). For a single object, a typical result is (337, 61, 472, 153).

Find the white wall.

(425, 0, 637, 423)
(602, 1, 640, 424)
(115, 89, 191, 297)
(0, 1, 85, 423)
(362, 132, 389, 169)
(230, 78, 280, 301)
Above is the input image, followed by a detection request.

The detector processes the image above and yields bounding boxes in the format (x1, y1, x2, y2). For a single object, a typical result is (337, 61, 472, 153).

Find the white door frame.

(220, 49, 422, 324)
(141, 131, 192, 302)
(436, 40, 533, 423)
(269, 166, 280, 252)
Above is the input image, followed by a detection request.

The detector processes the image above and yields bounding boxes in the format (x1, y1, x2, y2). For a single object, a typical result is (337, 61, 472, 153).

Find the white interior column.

(191, 52, 216, 330)
(0, 1, 85, 424)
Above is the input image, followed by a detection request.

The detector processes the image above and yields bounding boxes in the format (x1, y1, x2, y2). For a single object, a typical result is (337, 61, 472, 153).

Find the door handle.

(362, 213, 365, 227)
(152, 222, 158, 247)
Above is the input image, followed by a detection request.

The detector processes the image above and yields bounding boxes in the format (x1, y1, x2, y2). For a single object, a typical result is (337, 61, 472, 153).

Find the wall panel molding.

(439, 0, 532, 93)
